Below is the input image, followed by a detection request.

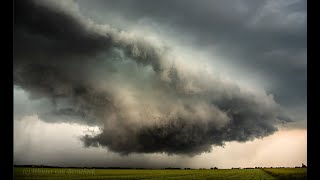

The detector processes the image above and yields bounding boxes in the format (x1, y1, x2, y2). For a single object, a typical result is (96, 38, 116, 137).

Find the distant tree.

(214, 167, 218, 169)
(302, 163, 307, 168)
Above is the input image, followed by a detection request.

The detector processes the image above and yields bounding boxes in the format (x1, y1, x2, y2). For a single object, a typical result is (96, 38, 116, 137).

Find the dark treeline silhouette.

(14, 165, 146, 169)
(256, 167, 288, 169)
(295, 163, 307, 168)
(15, 164, 307, 170)
(164, 167, 181, 170)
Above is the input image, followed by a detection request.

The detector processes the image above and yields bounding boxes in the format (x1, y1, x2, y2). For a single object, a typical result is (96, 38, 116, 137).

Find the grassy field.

(14, 167, 307, 180)
(262, 168, 307, 180)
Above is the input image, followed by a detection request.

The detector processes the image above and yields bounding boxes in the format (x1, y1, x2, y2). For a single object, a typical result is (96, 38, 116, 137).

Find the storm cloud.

(14, 0, 295, 155)
(77, 0, 306, 108)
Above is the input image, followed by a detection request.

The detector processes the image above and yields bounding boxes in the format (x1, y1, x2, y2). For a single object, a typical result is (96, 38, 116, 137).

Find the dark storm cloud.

(83, 96, 279, 155)
(14, 0, 112, 60)
(77, 0, 307, 109)
(14, 0, 292, 155)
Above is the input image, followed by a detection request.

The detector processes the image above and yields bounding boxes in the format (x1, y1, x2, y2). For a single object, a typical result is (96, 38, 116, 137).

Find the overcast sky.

(14, 0, 306, 168)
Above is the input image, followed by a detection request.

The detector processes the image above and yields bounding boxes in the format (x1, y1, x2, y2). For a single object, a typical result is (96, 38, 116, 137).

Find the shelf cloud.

(14, 0, 303, 156)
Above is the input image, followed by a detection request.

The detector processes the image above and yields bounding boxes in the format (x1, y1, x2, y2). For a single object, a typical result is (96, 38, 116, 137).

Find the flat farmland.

(14, 167, 307, 180)
(262, 168, 307, 179)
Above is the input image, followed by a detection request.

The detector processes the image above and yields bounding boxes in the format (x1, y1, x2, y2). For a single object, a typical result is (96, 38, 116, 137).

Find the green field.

(14, 167, 307, 180)
(262, 168, 307, 180)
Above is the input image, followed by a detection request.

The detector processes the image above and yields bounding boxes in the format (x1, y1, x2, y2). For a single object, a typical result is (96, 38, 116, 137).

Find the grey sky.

(77, 0, 306, 109)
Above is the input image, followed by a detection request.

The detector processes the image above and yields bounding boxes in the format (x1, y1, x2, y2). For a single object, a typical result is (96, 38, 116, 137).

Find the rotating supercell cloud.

(14, 0, 303, 156)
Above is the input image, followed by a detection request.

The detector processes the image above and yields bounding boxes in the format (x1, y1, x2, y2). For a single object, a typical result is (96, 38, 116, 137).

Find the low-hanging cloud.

(14, 0, 289, 155)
